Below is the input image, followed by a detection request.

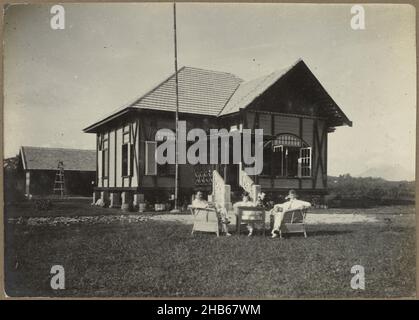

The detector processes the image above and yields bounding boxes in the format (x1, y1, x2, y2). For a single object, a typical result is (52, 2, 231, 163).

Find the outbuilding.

(18, 146, 96, 197)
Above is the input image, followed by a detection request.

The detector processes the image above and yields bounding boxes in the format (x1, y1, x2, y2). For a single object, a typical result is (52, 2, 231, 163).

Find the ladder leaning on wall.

(53, 161, 65, 198)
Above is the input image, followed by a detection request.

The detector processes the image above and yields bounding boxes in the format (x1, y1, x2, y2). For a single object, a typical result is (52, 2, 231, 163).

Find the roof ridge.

(217, 81, 243, 116)
(182, 66, 243, 80)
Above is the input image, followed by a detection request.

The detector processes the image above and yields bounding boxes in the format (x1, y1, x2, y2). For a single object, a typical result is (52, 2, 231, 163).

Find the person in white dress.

(192, 190, 231, 236)
(271, 189, 311, 238)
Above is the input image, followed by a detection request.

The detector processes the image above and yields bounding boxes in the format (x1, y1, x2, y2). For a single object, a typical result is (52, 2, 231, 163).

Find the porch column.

(109, 192, 121, 208)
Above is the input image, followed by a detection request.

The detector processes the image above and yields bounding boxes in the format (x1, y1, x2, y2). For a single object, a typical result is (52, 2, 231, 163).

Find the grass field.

(4, 202, 416, 298)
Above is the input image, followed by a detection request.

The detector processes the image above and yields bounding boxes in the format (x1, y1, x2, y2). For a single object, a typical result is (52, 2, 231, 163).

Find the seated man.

(192, 190, 231, 236)
(271, 189, 311, 238)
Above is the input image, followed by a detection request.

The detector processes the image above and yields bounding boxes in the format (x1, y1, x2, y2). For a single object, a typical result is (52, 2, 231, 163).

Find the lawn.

(4, 202, 416, 298)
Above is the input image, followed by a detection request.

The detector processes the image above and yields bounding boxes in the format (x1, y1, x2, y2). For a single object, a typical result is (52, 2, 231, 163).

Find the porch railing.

(212, 170, 232, 211)
(239, 168, 261, 202)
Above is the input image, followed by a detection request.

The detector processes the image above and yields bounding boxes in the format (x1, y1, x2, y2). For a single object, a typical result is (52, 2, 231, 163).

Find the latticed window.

(262, 134, 312, 178)
(299, 147, 312, 177)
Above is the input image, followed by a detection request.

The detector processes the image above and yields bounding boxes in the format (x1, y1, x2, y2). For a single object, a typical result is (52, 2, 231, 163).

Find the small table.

(235, 206, 266, 236)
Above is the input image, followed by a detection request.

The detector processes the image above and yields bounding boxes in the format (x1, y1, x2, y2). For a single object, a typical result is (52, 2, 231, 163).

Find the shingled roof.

(84, 60, 351, 132)
(20, 146, 96, 171)
(132, 66, 242, 115)
(218, 64, 294, 116)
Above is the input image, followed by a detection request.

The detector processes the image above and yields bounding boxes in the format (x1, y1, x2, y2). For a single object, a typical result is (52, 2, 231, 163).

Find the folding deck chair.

(189, 206, 221, 237)
(270, 208, 308, 238)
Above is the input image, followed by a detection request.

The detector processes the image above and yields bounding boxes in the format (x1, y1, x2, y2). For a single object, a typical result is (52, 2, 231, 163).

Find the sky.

(3, 3, 416, 180)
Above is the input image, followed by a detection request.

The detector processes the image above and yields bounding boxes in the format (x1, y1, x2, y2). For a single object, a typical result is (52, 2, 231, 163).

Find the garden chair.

(189, 205, 221, 237)
(235, 206, 266, 236)
(270, 208, 308, 238)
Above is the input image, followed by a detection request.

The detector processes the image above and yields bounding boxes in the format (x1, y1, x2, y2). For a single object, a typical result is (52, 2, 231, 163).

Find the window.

(130, 144, 135, 176)
(263, 134, 312, 178)
(121, 143, 135, 177)
(122, 144, 129, 176)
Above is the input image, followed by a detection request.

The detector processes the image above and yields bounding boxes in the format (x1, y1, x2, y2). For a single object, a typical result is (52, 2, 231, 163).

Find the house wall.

(97, 119, 141, 189)
(96, 112, 214, 192)
(26, 170, 94, 196)
(95, 109, 328, 195)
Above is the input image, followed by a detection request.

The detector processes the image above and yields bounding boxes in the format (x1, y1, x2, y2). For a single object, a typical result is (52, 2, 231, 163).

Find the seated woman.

(270, 189, 311, 238)
(192, 190, 231, 236)
(233, 191, 258, 237)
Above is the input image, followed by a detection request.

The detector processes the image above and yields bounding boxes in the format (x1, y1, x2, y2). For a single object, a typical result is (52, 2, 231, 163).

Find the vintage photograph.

(2, 2, 416, 298)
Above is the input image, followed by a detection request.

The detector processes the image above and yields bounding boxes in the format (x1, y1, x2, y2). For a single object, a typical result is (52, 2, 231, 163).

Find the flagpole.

(171, 1, 180, 213)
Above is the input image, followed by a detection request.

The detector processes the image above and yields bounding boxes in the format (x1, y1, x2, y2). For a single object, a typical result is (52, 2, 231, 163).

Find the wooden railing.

(212, 170, 232, 211)
(194, 165, 212, 186)
(239, 168, 261, 202)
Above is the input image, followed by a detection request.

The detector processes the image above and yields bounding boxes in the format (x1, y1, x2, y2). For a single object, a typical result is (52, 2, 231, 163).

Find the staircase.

(211, 168, 262, 210)
(239, 168, 261, 202)
(212, 170, 232, 211)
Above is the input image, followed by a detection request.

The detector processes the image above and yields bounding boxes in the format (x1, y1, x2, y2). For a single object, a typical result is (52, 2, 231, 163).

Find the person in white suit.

(271, 189, 311, 238)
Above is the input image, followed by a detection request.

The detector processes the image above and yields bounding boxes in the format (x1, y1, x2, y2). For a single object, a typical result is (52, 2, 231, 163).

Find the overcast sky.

(3, 3, 416, 180)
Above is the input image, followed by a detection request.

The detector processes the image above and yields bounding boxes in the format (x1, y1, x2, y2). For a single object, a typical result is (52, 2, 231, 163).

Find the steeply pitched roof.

(218, 63, 295, 116)
(132, 66, 243, 116)
(84, 60, 352, 132)
(20, 146, 96, 171)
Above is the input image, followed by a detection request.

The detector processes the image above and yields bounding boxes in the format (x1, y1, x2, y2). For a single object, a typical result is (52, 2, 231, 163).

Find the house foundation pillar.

(133, 193, 145, 208)
(97, 191, 109, 207)
(121, 192, 133, 211)
(109, 192, 121, 208)
(92, 191, 100, 205)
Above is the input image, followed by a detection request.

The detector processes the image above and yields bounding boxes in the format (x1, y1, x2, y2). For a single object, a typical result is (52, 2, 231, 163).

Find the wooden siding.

(274, 115, 299, 136)
(96, 120, 141, 190)
(258, 113, 271, 134)
(95, 110, 328, 193)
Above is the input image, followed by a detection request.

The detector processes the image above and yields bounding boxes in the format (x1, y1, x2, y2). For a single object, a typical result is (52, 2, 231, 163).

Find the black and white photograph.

(2, 2, 416, 299)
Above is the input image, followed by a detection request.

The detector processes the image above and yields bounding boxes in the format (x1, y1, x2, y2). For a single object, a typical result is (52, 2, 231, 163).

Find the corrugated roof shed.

(20, 146, 96, 171)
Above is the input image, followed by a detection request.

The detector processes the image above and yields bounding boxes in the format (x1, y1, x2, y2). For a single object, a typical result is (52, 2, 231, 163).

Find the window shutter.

(299, 147, 312, 177)
(97, 148, 102, 180)
(298, 156, 302, 178)
(145, 141, 157, 175)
